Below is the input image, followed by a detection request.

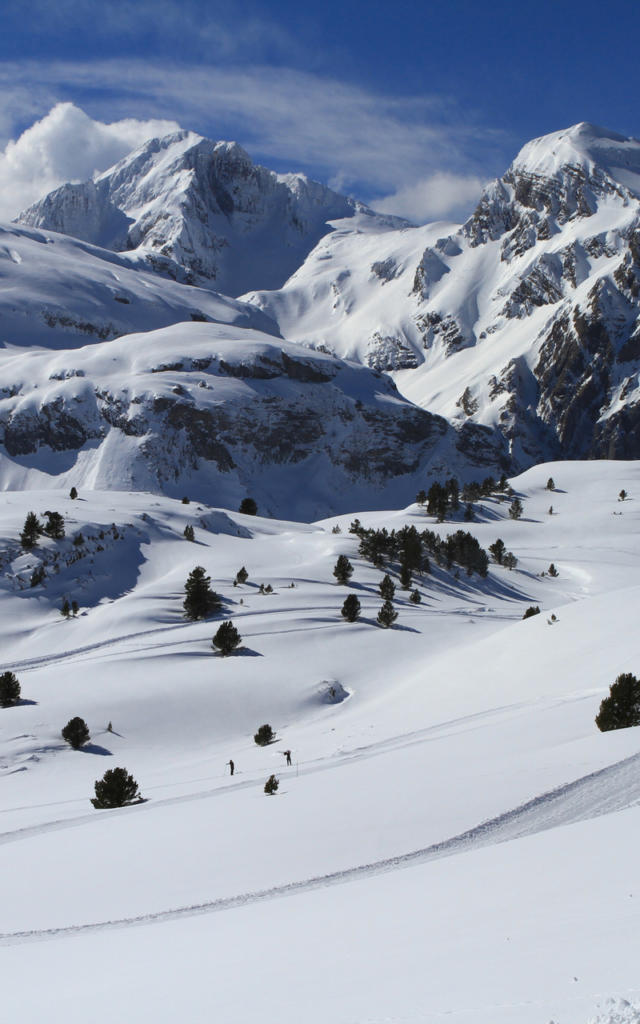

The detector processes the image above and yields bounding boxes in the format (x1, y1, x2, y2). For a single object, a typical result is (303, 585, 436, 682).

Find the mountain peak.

(511, 121, 640, 196)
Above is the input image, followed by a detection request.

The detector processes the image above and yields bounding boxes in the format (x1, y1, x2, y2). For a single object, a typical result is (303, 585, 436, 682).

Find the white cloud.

(0, 60, 507, 223)
(372, 172, 488, 224)
(0, 102, 179, 221)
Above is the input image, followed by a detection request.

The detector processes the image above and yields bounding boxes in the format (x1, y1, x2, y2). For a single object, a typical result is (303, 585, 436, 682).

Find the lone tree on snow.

(91, 767, 141, 808)
(183, 566, 222, 620)
(509, 497, 524, 520)
(234, 566, 249, 585)
(264, 774, 279, 795)
(379, 574, 395, 601)
(183, 524, 195, 542)
(377, 600, 398, 628)
(595, 673, 640, 732)
(212, 620, 242, 656)
(333, 554, 354, 585)
(239, 497, 258, 516)
(341, 594, 361, 622)
(254, 724, 275, 746)
(0, 671, 21, 708)
(20, 512, 42, 549)
(62, 717, 90, 750)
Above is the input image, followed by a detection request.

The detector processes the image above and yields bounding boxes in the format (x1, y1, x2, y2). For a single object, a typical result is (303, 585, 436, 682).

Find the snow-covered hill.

(1, 461, 639, 1023)
(0, 221, 278, 350)
(0, 321, 474, 518)
(18, 130, 404, 296)
(247, 123, 640, 467)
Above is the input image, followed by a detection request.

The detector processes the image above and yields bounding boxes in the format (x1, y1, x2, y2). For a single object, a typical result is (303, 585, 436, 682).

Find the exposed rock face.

(0, 323, 454, 519)
(17, 131, 390, 296)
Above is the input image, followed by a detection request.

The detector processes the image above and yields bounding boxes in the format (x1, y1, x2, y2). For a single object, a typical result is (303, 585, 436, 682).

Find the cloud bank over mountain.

(0, 102, 179, 221)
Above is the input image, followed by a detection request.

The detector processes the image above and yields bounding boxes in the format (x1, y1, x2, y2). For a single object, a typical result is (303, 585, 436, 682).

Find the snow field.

(1, 460, 639, 1021)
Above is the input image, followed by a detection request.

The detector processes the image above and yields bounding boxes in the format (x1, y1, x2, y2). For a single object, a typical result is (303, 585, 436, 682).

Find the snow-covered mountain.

(248, 122, 640, 467)
(0, 322, 470, 519)
(0, 222, 279, 350)
(17, 130, 403, 296)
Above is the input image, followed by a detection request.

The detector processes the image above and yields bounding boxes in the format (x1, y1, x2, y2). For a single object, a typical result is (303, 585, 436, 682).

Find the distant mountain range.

(3, 120, 640, 515)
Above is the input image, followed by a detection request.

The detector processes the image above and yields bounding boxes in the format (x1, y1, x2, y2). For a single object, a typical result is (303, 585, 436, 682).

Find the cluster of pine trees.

(351, 521, 489, 579)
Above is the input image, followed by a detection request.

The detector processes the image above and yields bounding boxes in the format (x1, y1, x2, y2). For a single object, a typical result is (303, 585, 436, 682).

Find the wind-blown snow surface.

(1, 461, 639, 1022)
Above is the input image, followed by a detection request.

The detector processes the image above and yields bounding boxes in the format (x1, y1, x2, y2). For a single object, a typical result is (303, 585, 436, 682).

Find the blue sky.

(0, 0, 638, 222)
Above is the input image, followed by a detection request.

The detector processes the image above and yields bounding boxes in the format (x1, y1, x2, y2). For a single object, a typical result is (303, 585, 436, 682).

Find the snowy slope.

(248, 123, 640, 467)
(0, 461, 639, 1022)
(0, 321, 462, 518)
(18, 130, 405, 296)
(0, 221, 278, 350)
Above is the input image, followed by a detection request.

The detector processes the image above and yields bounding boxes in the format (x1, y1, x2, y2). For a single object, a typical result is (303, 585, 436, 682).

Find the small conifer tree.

(0, 671, 20, 708)
(62, 716, 90, 749)
(254, 724, 275, 746)
(183, 566, 222, 620)
(509, 497, 524, 520)
(181, 496, 190, 504)
(546, 477, 555, 491)
(333, 554, 354, 584)
(20, 512, 42, 549)
(234, 566, 249, 585)
(91, 767, 141, 808)
(409, 589, 421, 604)
(239, 497, 258, 515)
(69, 486, 78, 500)
(619, 489, 627, 501)
(341, 594, 361, 622)
(71, 600, 79, 616)
(415, 489, 427, 506)
(43, 511, 65, 539)
(379, 574, 395, 601)
(264, 774, 279, 795)
(61, 598, 71, 618)
(399, 562, 412, 590)
(595, 673, 640, 731)
(548, 563, 559, 577)
(377, 600, 398, 628)
(503, 551, 518, 570)
(522, 605, 540, 619)
(489, 539, 506, 565)
(212, 620, 241, 655)
(183, 524, 195, 541)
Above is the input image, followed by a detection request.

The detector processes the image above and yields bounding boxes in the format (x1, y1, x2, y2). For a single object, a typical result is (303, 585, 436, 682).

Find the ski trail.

(0, 622, 192, 673)
(2, 749, 640, 946)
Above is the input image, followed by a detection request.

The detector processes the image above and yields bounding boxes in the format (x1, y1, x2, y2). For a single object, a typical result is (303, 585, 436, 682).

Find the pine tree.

(595, 673, 640, 731)
(619, 489, 627, 501)
(43, 511, 65, 539)
(399, 562, 412, 590)
(91, 767, 141, 808)
(71, 600, 79, 616)
(234, 566, 249, 585)
(509, 497, 524, 520)
(548, 563, 559, 577)
(20, 512, 42, 549)
(377, 600, 398, 628)
(546, 477, 555, 491)
(183, 566, 222, 620)
(503, 551, 518, 570)
(239, 497, 258, 515)
(183, 524, 195, 541)
(341, 594, 361, 622)
(212, 620, 241, 655)
(409, 589, 422, 604)
(0, 671, 20, 708)
(69, 486, 78, 500)
(522, 605, 540, 619)
(254, 724, 275, 746)
(61, 599, 71, 618)
(333, 554, 354, 584)
(62, 716, 90, 749)
(264, 774, 279, 795)
(379, 574, 395, 601)
(489, 539, 506, 565)
(415, 489, 427, 506)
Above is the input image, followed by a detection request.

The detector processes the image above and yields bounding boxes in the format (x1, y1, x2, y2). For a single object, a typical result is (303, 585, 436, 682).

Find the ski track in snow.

(2, 748, 639, 946)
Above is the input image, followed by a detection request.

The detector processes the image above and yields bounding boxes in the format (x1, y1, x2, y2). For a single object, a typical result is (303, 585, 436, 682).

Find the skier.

(227, 759, 235, 776)
(283, 749, 292, 767)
